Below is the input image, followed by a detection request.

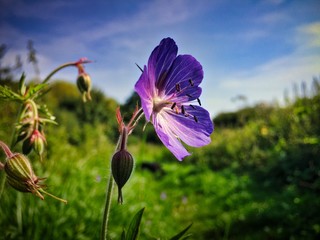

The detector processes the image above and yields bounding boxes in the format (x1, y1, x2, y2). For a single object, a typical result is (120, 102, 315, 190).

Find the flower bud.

(4, 153, 67, 203)
(32, 130, 46, 158)
(34, 134, 45, 156)
(4, 153, 44, 199)
(76, 73, 92, 102)
(111, 149, 134, 204)
(22, 130, 46, 158)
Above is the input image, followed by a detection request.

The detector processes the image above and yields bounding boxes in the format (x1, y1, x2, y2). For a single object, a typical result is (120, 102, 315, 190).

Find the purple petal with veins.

(134, 38, 214, 160)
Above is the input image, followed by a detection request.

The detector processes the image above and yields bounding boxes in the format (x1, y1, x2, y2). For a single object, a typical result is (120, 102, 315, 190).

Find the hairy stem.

(0, 172, 6, 200)
(100, 107, 144, 240)
(42, 62, 77, 84)
(17, 192, 23, 234)
(26, 99, 39, 130)
(100, 135, 122, 240)
(119, 126, 128, 151)
(100, 170, 115, 240)
(0, 140, 14, 158)
(0, 141, 11, 203)
(128, 107, 144, 129)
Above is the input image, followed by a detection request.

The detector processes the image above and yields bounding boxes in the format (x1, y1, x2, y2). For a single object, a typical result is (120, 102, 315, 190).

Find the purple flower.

(135, 38, 214, 160)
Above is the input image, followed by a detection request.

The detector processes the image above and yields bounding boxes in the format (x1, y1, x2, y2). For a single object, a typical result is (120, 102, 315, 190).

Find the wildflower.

(134, 38, 213, 160)
(75, 58, 92, 102)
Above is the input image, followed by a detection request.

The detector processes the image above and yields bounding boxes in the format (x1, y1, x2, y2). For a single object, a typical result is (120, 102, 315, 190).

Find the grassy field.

(0, 79, 320, 239)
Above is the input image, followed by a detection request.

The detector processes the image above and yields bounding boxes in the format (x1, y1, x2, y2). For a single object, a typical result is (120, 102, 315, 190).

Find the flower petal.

(153, 113, 190, 161)
(148, 38, 178, 91)
(163, 105, 213, 147)
(164, 55, 203, 96)
(134, 66, 153, 121)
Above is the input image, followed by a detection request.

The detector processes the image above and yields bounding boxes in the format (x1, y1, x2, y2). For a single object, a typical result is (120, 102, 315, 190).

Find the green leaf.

(38, 104, 56, 122)
(39, 118, 58, 125)
(121, 229, 126, 240)
(24, 83, 48, 100)
(169, 223, 193, 240)
(126, 207, 145, 240)
(0, 85, 23, 102)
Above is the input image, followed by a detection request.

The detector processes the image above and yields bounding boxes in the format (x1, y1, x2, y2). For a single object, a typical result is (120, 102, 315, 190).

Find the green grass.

(1, 79, 320, 239)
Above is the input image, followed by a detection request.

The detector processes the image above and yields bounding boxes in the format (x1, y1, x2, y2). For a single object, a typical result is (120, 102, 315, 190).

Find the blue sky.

(0, 0, 319, 116)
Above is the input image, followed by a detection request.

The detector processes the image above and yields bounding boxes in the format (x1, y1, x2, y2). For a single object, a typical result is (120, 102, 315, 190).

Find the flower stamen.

(175, 83, 181, 92)
(181, 105, 185, 115)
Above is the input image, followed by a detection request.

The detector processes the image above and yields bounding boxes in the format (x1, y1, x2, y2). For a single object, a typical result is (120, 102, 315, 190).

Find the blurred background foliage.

(0, 44, 319, 239)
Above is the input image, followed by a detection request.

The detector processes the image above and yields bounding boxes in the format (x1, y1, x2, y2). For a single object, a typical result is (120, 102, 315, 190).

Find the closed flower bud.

(4, 153, 45, 199)
(76, 73, 92, 102)
(4, 153, 67, 203)
(22, 130, 46, 159)
(111, 149, 134, 204)
(34, 135, 45, 157)
(31, 130, 46, 158)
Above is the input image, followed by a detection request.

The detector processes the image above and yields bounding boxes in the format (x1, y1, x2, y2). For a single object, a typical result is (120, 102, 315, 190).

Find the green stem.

(0, 172, 6, 201)
(42, 62, 77, 84)
(100, 107, 144, 240)
(0, 140, 14, 158)
(10, 101, 25, 148)
(100, 170, 115, 240)
(100, 131, 124, 240)
(17, 192, 23, 234)
(0, 141, 10, 201)
(26, 99, 39, 130)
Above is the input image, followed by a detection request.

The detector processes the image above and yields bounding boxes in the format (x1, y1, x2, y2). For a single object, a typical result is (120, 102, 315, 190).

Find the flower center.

(152, 97, 169, 113)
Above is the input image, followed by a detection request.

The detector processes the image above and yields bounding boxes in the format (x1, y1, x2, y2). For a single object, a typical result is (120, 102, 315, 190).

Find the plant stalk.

(42, 62, 77, 84)
(100, 134, 122, 240)
(100, 107, 144, 240)
(100, 170, 115, 240)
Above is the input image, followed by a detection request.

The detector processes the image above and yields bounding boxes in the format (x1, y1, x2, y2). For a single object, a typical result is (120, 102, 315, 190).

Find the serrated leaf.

(24, 83, 48, 100)
(169, 223, 193, 240)
(0, 85, 23, 102)
(34, 85, 52, 100)
(126, 208, 145, 240)
(38, 118, 58, 125)
(38, 104, 56, 121)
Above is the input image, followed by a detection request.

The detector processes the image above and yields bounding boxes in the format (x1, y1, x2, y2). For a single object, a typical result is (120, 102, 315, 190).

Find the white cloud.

(76, 0, 201, 42)
(2, 0, 319, 118)
(209, 22, 320, 115)
(238, 29, 269, 42)
(297, 22, 320, 48)
(256, 11, 291, 25)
